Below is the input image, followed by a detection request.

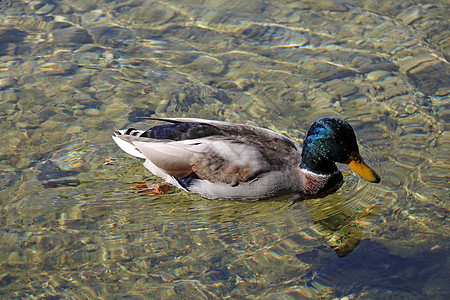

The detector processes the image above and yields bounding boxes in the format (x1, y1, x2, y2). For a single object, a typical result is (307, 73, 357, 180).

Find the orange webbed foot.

(131, 182, 171, 195)
(103, 156, 117, 165)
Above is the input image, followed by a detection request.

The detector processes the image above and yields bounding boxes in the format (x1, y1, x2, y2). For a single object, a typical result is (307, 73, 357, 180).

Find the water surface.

(0, 0, 448, 298)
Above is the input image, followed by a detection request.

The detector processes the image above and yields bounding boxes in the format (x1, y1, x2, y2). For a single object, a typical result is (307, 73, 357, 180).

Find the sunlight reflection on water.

(0, 0, 448, 298)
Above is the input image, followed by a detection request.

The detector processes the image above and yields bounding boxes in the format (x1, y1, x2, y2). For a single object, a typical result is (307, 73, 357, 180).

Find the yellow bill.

(345, 152, 380, 183)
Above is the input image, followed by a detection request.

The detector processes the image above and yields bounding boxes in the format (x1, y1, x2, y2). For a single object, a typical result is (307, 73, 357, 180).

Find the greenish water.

(0, 0, 448, 298)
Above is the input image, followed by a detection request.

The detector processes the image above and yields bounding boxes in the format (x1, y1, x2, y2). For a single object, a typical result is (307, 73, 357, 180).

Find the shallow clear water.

(0, 0, 449, 298)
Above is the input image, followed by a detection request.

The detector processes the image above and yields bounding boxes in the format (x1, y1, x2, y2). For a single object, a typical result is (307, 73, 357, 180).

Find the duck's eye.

(349, 152, 362, 163)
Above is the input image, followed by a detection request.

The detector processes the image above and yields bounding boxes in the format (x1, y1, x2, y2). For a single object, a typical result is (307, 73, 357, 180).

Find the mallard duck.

(112, 116, 380, 200)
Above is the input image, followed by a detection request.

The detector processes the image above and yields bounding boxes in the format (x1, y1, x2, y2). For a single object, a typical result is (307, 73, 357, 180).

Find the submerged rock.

(0, 28, 26, 43)
(37, 160, 79, 187)
(128, 107, 155, 122)
(406, 59, 449, 95)
(210, 89, 232, 104)
(0, 78, 17, 91)
(188, 55, 225, 75)
(52, 27, 93, 44)
(0, 170, 21, 191)
(28, 0, 57, 15)
(42, 177, 80, 188)
(90, 27, 135, 48)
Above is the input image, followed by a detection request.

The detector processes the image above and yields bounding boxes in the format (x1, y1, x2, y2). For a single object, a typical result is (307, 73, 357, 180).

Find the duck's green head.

(300, 116, 380, 183)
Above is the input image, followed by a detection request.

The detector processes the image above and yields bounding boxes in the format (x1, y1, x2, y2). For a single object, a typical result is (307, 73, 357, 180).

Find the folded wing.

(114, 134, 271, 185)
